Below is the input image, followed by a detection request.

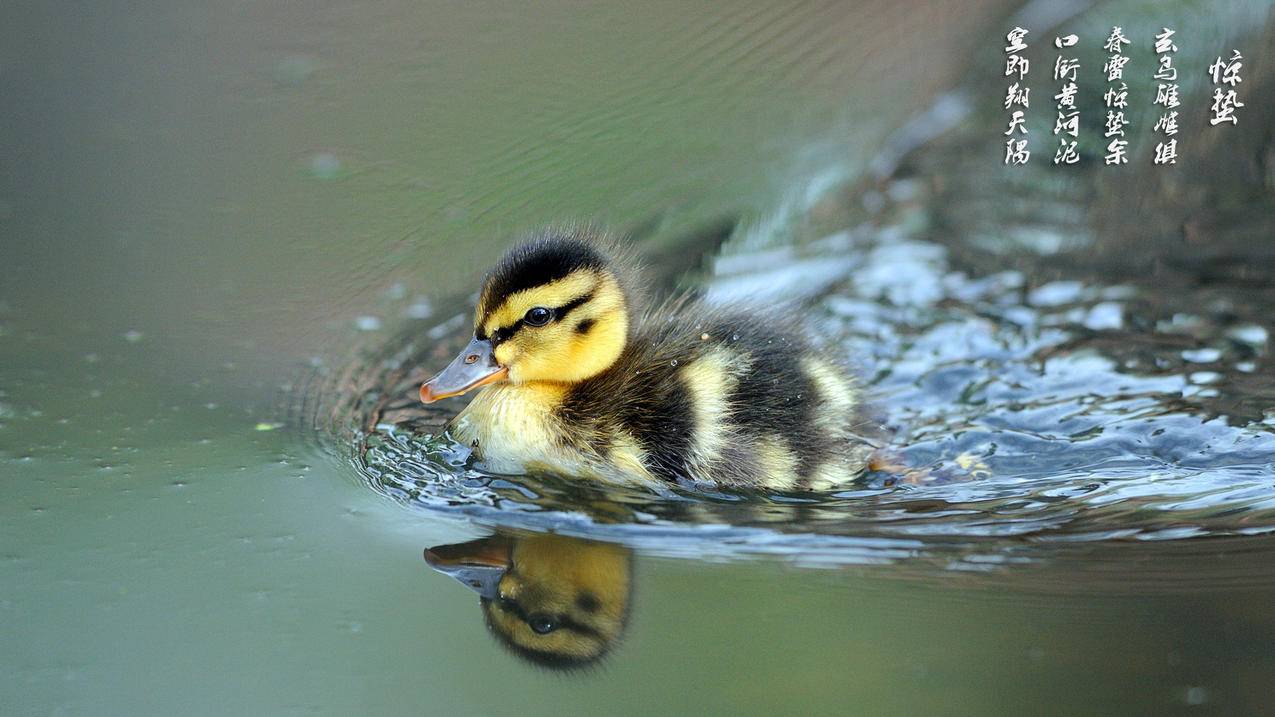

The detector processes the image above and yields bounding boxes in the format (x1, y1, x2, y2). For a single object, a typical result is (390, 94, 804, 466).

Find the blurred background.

(1, 0, 1011, 387)
(3, 1, 1274, 715)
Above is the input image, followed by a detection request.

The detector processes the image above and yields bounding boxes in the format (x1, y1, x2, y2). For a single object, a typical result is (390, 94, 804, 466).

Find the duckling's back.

(562, 302, 871, 490)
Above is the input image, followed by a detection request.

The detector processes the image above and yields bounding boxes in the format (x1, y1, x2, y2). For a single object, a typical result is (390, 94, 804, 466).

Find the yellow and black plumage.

(419, 228, 870, 491)
(424, 532, 632, 669)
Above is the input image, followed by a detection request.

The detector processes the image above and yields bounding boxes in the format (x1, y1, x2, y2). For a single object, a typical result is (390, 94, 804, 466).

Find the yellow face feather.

(478, 270, 596, 332)
(480, 269, 628, 385)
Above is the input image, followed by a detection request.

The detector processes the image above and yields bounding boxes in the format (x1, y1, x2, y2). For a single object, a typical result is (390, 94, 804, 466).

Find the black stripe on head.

(554, 289, 594, 322)
(480, 235, 610, 321)
(486, 288, 596, 346)
(489, 595, 606, 641)
(480, 596, 610, 670)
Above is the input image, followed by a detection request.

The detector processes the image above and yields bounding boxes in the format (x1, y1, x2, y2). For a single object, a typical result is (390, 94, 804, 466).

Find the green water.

(5, 1, 1275, 715)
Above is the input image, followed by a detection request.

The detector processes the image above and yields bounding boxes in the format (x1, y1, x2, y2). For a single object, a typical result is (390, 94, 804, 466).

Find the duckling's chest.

(449, 384, 586, 475)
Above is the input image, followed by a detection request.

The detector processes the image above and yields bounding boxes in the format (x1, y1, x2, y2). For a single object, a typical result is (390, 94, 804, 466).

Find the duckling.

(419, 228, 870, 491)
(424, 532, 632, 669)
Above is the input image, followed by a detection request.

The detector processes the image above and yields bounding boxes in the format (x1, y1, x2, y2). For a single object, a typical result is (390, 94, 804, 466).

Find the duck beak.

(420, 336, 509, 403)
(424, 536, 513, 600)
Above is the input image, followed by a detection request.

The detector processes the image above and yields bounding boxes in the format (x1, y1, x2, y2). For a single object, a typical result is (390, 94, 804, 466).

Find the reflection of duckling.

(424, 532, 632, 668)
(420, 228, 870, 490)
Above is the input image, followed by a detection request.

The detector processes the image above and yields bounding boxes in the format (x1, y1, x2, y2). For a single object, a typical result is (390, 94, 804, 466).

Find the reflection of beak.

(424, 536, 513, 600)
(420, 336, 509, 403)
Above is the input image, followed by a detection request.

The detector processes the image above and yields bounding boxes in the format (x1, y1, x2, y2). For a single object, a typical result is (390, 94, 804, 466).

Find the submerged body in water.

(419, 229, 872, 491)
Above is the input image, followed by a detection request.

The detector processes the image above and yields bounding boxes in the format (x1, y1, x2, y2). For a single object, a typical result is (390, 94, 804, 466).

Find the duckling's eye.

(528, 615, 557, 635)
(524, 307, 553, 327)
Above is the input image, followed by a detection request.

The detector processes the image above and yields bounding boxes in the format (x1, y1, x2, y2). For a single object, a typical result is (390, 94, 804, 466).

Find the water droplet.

(1181, 347, 1220, 363)
(308, 152, 342, 180)
(1227, 324, 1268, 347)
(670, 360, 678, 367)
(405, 298, 434, 319)
(354, 315, 382, 331)
(273, 54, 318, 88)
(1185, 687, 1209, 706)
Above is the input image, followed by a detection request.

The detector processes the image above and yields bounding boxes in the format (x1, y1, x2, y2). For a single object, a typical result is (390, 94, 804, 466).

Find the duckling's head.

(421, 230, 633, 402)
(424, 532, 633, 669)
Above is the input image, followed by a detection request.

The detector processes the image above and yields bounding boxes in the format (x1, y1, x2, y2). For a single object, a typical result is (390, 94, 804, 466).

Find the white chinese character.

(1004, 83, 1030, 109)
(1103, 54, 1130, 82)
(1053, 82, 1079, 108)
(1103, 83, 1129, 108)
(1005, 139, 1031, 165)
(1103, 27, 1131, 53)
(1104, 111, 1129, 138)
(1208, 50, 1243, 87)
(1005, 110, 1029, 135)
(1154, 83, 1181, 108)
(1005, 54, 1030, 79)
(1054, 138, 1080, 165)
(1154, 55, 1177, 81)
(1154, 139, 1178, 165)
(1054, 56, 1080, 81)
(1154, 28, 1177, 54)
(1153, 111, 1179, 136)
(1005, 27, 1030, 54)
(1105, 138, 1129, 165)
(1053, 110, 1079, 137)
(1209, 88, 1244, 125)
